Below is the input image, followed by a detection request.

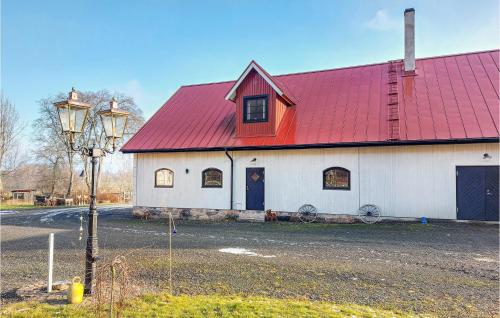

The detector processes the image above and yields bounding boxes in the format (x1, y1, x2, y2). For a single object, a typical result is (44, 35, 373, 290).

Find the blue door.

(457, 166, 499, 221)
(246, 168, 265, 210)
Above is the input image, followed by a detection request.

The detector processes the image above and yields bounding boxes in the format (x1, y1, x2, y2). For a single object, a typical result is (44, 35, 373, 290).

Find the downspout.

(225, 148, 234, 210)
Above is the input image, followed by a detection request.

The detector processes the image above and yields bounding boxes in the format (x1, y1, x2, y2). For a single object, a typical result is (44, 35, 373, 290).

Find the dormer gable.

(225, 61, 295, 138)
(225, 60, 296, 105)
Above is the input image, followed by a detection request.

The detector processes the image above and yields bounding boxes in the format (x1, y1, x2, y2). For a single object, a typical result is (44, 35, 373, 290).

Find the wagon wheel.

(358, 204, 381, 224)
(298, 204, 318, 223)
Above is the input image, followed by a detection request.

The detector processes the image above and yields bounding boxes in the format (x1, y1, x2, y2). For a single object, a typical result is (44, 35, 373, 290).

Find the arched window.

(202, 168, 223, 188)
(155, 169, 174, 188)
(323, 167, 350, 190)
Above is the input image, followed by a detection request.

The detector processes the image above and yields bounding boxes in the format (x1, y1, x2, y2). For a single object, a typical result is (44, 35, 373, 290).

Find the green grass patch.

(0, 203, 126, 211)
(1, 294, 424, 317)
(0, 204, 41, 211)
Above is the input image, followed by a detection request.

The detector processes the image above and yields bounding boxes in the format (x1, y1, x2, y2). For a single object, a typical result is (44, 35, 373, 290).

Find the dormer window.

(243, 95, 268, 123)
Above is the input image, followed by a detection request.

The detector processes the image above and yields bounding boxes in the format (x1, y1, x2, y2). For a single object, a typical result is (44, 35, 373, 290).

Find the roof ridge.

(275, 49, 499, 77)
(178, 49, 499, 88)
(181, 79, 235, 88)
(415, 48, 499, 62)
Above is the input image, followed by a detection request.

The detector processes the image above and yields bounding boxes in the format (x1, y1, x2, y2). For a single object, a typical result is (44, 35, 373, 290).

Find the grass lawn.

(0, 204, 42, 211)
(0, 203, 126, 211)
(1, 294, 423, 318)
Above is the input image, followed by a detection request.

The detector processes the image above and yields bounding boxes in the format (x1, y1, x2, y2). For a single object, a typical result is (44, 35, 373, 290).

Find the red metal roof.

(122, 50, 499, 153)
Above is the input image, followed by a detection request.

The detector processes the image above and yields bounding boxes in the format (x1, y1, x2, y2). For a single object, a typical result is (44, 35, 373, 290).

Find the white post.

(47, 233, 54, 293)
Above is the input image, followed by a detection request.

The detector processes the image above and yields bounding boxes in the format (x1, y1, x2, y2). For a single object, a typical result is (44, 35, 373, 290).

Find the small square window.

(243, 95, 268, 123)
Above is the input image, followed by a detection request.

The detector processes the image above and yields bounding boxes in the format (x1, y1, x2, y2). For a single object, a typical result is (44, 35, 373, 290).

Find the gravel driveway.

(1, 207, 498, 317)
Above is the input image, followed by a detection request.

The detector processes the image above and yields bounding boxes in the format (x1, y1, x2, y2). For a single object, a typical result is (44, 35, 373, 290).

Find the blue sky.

(2, 0, 499, 149)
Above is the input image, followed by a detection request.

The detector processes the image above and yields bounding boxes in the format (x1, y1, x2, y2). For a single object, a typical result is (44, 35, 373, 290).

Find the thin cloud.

(112, 79, 164, 119)
(121, 79, 145, 106)
(365, 9, 400, 31)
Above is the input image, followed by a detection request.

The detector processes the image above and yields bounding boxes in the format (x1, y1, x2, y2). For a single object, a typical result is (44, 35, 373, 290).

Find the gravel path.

(1, 207, 498, 317)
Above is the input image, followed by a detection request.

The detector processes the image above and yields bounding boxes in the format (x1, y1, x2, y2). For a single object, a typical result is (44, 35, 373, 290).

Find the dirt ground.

(1, 207, 498, 317)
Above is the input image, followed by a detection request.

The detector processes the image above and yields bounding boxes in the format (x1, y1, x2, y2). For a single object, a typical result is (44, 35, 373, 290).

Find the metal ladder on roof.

(387, 61, 400, 140)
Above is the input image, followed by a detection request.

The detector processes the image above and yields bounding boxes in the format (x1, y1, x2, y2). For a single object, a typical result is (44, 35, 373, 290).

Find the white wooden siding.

(133, 143, 499, 219)
(134, 152, 231, 209)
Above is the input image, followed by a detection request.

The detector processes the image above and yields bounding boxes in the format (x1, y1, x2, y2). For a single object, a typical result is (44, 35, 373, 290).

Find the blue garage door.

(456, 166, 499, 221)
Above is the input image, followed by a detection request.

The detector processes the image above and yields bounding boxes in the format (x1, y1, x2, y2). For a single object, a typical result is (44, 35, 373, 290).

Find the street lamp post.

(54, 88, 129, 294)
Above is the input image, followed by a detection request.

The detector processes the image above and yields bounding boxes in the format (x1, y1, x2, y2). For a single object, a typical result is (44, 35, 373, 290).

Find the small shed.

(11, 189, 36, 203)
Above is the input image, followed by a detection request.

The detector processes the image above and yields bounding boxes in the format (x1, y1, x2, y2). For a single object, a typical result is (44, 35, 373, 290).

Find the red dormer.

(225, 61, 295, 137)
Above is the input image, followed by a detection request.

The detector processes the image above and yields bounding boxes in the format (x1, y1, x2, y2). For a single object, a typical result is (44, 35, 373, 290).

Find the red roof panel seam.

(146, 88, 196, 149)
(455, 56, 484, 137)
(466, 54, 498, 132)
(430, 58, 453, 138)
(488, 51, 500, 69)
(156, 87, 206, 149)
(339, 69, 356, 142)
(121, 87, 182, 150)
(148, 91, 197, 148)
(147, 91, 194, 149)
(190, 87, 230, 148)
(184, 87, 229, 148)
(350, 70, 365, 142)
(128, 87, 185, 149)
(443, 57, 469, 138)
(362, 66, 376, 142)
(316, 74, 337, 143)
(206, 102, 235, 147)
(478, 53, 500, 99)
(419, 60, 438, 139)
(328, 71, 348, 143)
(304, 71, 329, 143)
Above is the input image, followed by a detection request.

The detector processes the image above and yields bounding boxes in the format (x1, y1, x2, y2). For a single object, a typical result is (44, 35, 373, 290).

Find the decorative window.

(243, 95, 268, 123)
(323, 167, 350, 190)
(202, 168, 223, 188)
(155, 169, 174, 188)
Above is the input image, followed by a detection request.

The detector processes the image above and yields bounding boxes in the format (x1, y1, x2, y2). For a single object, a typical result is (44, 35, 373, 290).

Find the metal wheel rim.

(298, 204, 318, 223)
(358, 204, 381, 224)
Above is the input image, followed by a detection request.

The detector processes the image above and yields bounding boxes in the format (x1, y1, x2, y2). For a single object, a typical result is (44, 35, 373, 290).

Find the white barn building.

(122, 11, 499, 222)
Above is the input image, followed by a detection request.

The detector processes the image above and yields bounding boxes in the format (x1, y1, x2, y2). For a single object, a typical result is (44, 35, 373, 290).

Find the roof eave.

(121, 137, 499, 153)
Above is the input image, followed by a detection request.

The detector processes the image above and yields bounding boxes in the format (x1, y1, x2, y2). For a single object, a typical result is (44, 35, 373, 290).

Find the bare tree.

(33, 95, 77, 197)
(32, 142, 65, 196)
(0, 94, 24, 191)
(33, 90, 144, 196)
(77, 90, 144, 192)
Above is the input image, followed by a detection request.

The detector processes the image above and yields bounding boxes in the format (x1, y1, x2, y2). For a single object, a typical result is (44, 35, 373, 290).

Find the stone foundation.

(132, 206, 358, 224)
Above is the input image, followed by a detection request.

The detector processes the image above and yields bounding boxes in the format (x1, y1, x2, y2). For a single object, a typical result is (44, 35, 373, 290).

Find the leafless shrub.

(93, 256, 138, 318)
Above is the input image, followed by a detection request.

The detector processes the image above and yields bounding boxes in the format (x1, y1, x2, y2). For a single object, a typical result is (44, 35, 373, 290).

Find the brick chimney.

(404, 8, 415, 74)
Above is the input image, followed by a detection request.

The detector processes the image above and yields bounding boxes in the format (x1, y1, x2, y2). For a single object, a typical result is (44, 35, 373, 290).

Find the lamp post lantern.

(53, 88, 91, 143)
(54, 88, 129, 294)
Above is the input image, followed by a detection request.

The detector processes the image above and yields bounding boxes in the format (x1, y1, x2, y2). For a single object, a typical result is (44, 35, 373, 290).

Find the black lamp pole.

(84, 148, 102, 294)
(70, 145, 112, 295)
(65, 143, 107, 295)
(54, 89, 129, 296)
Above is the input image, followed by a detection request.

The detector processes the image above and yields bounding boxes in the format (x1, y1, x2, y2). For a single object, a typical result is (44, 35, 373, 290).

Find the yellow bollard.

(67, 277, 84, 304)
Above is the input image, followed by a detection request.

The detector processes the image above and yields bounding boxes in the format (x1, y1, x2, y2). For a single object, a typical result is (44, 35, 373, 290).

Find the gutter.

(121, 137, 500, 153)
(225, 148, 234, 210)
